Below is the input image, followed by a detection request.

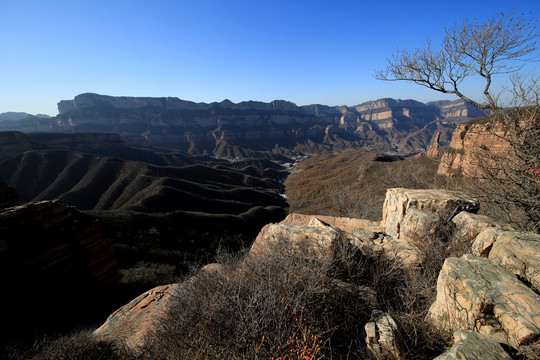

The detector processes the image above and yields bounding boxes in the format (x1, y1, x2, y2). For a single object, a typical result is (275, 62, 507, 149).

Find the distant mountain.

(0, 112, 50, 122)
(0, 93, 486, 156)
(0, 131, 288, 213)
(0, 149, 287, 213)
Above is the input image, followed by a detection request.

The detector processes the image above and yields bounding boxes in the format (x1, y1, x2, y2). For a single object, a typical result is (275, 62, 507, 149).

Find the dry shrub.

(286, 152, 441, 221)
(5, 331, 134, 360)
(120, 261, 177, 288)
(139, 233, 450, 359)
(394, 209, 463, 358)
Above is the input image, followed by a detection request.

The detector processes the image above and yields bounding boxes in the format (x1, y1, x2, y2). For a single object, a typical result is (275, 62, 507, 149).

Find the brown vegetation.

(285, 150, 445, 220)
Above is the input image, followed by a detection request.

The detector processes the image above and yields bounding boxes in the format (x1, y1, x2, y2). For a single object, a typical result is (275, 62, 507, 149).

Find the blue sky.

(1, 0, 539, 115)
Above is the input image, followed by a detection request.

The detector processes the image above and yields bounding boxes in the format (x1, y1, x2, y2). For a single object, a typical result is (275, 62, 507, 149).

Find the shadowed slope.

(0, 150, 287, 213)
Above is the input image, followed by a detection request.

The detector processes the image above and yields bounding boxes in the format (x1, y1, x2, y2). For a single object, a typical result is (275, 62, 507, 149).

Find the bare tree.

(375, 11, 539, 110)
(469, 77, 540, 231)
(376, 11, 540, 231)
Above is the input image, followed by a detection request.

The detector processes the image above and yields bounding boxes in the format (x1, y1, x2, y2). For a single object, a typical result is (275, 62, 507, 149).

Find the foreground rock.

(429, 254, 540, 348)
(94, 283, 180, 351)
(92, 187, 540, 358)
(365, 310, 406, 360)
(488, 231, 540, 292)
(251, 213, 383, 259)
(434, 330, 512, 360)
(381, 188, 479, 241)
(380, 188, 478, 266)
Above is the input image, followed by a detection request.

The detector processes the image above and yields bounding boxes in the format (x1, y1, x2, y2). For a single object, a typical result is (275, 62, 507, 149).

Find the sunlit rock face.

(437, 121, 512, 177)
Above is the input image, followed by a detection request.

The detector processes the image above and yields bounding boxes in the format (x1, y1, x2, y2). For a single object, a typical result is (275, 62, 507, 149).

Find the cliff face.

(0, 197, 120, 339)
(3, 93, 483, 156)
(437, 121, 510, 177)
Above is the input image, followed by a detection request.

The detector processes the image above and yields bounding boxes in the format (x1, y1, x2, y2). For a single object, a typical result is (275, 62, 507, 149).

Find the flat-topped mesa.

(57, 93, 302, 114)
(427, 100, 486, 123)
(0, 93, 480, 156)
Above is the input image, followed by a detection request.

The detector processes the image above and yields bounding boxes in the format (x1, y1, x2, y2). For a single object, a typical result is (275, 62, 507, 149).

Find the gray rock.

(434, 330, 512, 360)
(365, 310, 406, 360)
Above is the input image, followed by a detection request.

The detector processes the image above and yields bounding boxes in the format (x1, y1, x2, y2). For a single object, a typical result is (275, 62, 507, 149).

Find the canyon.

(0, 93, 484, 157)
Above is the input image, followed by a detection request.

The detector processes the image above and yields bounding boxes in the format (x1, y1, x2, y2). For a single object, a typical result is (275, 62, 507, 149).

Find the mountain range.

(0, 112, 50, 121)
(0, 93, 485, 157)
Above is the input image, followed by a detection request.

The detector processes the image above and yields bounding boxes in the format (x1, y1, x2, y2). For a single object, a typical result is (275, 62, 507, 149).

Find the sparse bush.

(5, 331, 134, 360)
(138, 233, 450, 359)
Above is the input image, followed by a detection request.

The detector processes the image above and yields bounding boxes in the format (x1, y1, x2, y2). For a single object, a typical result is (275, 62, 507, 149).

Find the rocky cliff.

(93, 188, 540, 358)
(2, 93, 483, 156)
(437, 120, 510, 177)
(0, 194, 121, 340)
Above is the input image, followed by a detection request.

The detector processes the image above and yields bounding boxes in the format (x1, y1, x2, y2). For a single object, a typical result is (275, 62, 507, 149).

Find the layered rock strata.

(437, 121, 511, 177)
(2, 94, 484, 156)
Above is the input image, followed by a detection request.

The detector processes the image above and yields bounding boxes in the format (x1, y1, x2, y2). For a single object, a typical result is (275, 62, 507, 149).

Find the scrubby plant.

(136, 232, 451, 359)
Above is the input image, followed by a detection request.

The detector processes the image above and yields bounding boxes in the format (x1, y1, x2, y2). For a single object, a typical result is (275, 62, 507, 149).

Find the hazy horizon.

(2, 0, 539, 116)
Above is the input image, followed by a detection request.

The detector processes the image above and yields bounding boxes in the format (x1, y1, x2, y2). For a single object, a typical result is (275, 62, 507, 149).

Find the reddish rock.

(94, 283, 180, 351)
(427, 131, 441, 158)
(438, 122, 511, 177)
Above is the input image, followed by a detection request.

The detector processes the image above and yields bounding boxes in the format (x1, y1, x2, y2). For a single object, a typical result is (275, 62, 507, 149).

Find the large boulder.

(365, 310, 406, 360)
(429, 254, 540, 348)
(488, 231, 540, 292)
(251, 214, 382, 259)
(381, 188, 479, 241)
(94, 283, 180, 351)
(434, 330, 512, 360)
(452, 211, 515, 245)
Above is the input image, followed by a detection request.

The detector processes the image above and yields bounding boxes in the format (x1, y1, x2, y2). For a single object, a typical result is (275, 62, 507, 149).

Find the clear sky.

(1, 0, 539, 116)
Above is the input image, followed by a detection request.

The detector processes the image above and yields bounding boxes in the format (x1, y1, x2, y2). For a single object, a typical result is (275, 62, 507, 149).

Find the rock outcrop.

(433, 330, 512, 360)
(437, 120, 511, 177)
(2, 94, 483, 156)
(93, 187, 540, 358)
(381, 188, 479, 241)
(0, 199, 120, 339)
(428, 254, 540, 347)
(365, 310, 406, 360)
(94, 283, 180, 351)
(426, 131, 441, 158)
